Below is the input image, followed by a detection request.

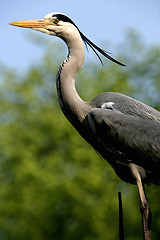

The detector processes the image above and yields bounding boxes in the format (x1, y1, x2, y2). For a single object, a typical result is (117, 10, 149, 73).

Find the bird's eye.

(54, 18, 59, 24)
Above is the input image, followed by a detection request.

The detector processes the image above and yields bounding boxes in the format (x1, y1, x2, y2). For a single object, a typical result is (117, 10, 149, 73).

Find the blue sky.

(1, 0, 160, 70)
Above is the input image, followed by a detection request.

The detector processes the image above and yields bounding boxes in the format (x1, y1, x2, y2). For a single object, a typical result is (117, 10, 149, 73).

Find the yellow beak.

(9, 19, 51, 28)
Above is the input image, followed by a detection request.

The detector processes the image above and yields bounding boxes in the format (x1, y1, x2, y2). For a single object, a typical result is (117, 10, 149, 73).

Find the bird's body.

(87, 92, 160, 185)
(10, 13, 160, 239)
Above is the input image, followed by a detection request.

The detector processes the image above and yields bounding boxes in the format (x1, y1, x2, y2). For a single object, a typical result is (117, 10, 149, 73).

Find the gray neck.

(56, 31, 91, 126)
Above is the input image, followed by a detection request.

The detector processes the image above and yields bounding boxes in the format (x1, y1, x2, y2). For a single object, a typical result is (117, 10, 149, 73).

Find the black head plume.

(80, 32, 125, 66)
(53, 13, 125, 66)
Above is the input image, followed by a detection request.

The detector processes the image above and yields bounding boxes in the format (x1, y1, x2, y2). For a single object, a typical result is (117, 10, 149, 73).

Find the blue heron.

(10, 13, 160, 240)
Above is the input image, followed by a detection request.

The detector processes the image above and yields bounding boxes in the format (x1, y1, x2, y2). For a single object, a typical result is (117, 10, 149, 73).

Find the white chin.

(32, 28, 55, 36)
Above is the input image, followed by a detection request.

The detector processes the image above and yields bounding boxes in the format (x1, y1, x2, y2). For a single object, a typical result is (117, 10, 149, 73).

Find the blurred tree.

(0, 32, 160, 240)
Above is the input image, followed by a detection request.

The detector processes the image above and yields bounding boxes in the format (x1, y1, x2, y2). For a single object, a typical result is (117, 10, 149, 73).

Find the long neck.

(56, 31, 91, 128)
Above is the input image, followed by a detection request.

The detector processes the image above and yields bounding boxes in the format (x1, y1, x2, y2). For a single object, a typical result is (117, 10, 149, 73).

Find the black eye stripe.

(52, 14, 75, 25)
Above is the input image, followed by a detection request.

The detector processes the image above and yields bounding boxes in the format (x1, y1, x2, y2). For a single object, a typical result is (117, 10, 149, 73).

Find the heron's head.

(9, 12, 125, 66)
(9, 13, 80, 38)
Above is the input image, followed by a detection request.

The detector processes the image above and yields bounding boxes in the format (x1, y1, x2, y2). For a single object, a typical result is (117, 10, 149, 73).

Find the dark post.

(118, 192, 124, 240)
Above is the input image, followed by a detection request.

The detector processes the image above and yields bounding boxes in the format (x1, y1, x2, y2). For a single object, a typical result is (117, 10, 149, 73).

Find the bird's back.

(90, 92, 160, 124)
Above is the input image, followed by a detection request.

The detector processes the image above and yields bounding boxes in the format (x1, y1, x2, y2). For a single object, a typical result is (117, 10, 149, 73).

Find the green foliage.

(0, 33, 160, 240)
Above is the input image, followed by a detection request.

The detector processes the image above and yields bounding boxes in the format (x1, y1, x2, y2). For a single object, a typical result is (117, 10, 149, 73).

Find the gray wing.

(87, 108, 160, 165)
